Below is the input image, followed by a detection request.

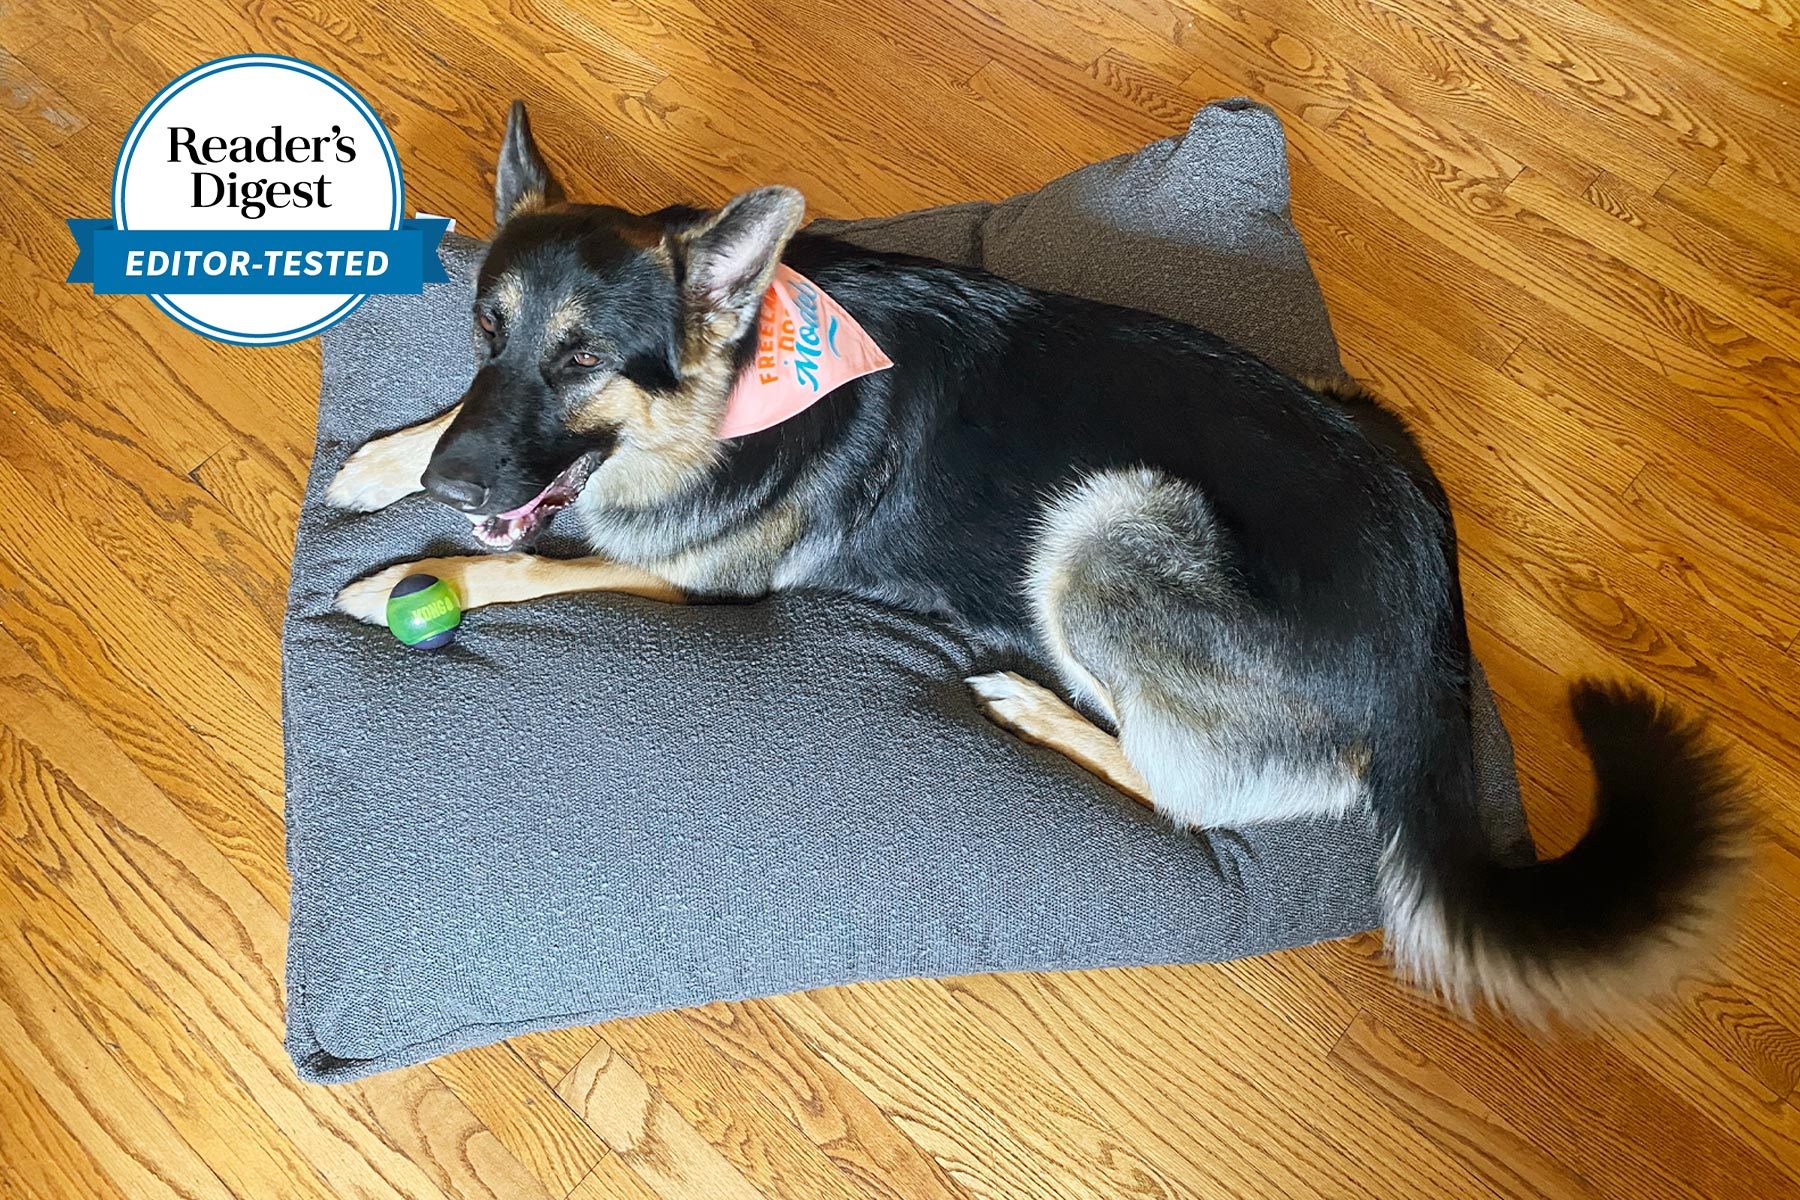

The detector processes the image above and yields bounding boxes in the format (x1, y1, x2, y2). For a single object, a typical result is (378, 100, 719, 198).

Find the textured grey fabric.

(809, 98, 1346, 384)
(284, 100, 1530, 1084)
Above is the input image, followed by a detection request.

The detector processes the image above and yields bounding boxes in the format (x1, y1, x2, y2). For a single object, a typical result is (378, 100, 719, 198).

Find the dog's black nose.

(421, 463, 489, 512)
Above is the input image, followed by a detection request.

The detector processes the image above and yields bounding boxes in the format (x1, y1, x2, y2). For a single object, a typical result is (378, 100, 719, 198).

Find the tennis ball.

(385, 573, 462, 649)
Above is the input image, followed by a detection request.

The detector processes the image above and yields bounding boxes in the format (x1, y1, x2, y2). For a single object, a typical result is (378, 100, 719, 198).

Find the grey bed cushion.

(284, 100, 1530, 1084)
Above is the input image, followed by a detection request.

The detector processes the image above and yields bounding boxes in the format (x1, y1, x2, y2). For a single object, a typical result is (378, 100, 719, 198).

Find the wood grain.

(597, 1012, 882, 1200)
(0, 1039, 134, 1200)
(4, 0, 1798, 1197)
(566, 1155, 667, 1200)
(676, 999, 972, 1200)
(427, 1042, 612, 1196)
(557, 1037, 770, 1200)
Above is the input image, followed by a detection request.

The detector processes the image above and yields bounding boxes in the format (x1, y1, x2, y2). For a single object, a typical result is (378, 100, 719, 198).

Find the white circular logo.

(112, 56, 403, 345)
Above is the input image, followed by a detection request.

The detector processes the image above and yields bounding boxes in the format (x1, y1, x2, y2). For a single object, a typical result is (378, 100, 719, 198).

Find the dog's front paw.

(325, 437, 427, 511)
(335, 554, 524, 624)
(333, 561, 428, 624)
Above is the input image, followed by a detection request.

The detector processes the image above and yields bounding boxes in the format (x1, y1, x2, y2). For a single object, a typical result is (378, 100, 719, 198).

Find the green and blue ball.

(385, 573, 462, 649)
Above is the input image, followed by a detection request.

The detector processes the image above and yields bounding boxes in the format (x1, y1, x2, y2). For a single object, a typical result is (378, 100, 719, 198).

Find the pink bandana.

(716, 264, 893, 439)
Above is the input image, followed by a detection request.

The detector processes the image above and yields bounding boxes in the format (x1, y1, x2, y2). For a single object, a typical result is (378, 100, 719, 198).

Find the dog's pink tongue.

(494, 479, 559, 521)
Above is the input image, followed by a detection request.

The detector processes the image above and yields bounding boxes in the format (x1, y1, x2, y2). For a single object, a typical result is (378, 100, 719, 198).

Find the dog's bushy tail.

(1375, 680, 1751, 1020)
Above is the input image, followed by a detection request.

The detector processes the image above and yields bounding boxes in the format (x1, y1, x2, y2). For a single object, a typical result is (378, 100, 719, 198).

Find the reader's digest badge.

(66, 55, 448, 345)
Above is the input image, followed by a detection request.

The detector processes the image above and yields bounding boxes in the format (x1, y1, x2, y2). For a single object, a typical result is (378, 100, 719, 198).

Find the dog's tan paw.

(325, 437, 429, 511)
(968, 670, 1152, 803)
(334, 556, 482, 624)
(333, 561, 427, 624)
(967, 670, 1065, 732)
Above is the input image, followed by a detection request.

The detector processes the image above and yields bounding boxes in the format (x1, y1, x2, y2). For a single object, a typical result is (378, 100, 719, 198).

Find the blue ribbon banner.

(66, 217, 452, 295)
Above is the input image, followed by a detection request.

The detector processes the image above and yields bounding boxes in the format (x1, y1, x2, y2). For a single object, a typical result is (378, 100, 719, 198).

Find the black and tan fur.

(331, 102, 1751, 1021)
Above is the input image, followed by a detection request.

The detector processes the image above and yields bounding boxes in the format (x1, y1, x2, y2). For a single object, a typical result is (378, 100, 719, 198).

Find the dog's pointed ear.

(676, 186, 805, 325)
(495, 100, 563, 226)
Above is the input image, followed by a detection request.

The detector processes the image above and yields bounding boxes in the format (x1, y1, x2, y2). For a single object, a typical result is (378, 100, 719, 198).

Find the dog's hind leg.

(1027, 468, 1366, 830)
(968, 670, 1152, 805)
(334, 552, 684, 624)
(326, 406, 460, 511)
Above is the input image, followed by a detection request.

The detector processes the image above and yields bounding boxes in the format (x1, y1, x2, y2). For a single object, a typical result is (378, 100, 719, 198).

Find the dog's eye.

(569, 351, 601, 369)
(476, 310, 498, 335)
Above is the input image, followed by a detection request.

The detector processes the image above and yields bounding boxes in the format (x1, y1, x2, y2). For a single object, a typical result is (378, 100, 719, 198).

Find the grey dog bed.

(283, 100, 1531, 1084)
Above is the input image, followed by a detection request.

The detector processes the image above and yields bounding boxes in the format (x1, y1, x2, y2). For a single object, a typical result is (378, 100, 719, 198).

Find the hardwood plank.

(350, 1067, 561, 1200)
(0, 881, 345, 1200)
(0, 437, 290, 803)
(1620, 461, 1800, 646)
(0, 633, 536, 1200)
(1584, 170, 1800, 321)
(1278, 111, 1777, 416)
(1477, 0, 1800, 139)
(0, 252, 238, 476)
(1595, 971, 1800, 1178)
(0, 569, 291, 911)
(557, 1037, 771, 1200)
(1243, 0, 1673, 192)
(1496, 332, 1800, 533)
(1325, 277, 1800, 660)
(1703, 160, 1800, 235)
(1667, 978, 1800, 1104)
(3, 8, 163, 141)
(1312, 941, 1800, 1198)
(1338, 283, 1800, 652)
(942, 968, 1498, 1199)
(1316, 107, 1800, 412)
(1176, 0, 1386, 129)
(1460, 573, 1800, 1114)
(1701, 0, 1800, 37)
(567, 1155, 668, 1200)
(1506, 166, 1800, 359)
(0, 47, 86, 148)
(509, 1025, 607, 1091)
(0, 302, 293, 625)
(1090, 48, 1238, 129)
(1656, 167, 1800, 286)
(1328, 1011, 1605, 1199)
(0, 984, 232, 1200)
(601, 1012, 881, 1200)
(429, 1041, 612, 1196)
(1378, 0, 1775, 182)
(679, 1000, 974, 1200)
(0, 1039, 136, 1200)
(191, 440, 307, 568)
(780, 975, 1453, 1200)
(1579, 0, 1800, 110)
(1441, 456, 1800, 797)
(0, 0, 151, 59)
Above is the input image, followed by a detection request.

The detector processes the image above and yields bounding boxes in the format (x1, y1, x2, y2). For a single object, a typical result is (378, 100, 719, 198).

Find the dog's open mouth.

(471, 453, 600, 550)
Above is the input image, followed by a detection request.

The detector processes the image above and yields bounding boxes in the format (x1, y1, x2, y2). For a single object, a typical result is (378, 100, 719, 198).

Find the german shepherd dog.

(330, 102, 1749, 1019)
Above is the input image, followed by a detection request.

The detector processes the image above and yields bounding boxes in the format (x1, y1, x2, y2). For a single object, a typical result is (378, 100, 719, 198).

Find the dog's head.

(424, 101, 805, 549)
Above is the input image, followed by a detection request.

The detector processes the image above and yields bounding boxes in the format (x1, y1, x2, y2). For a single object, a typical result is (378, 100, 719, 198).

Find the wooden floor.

(4, 0, 1799, 1196)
